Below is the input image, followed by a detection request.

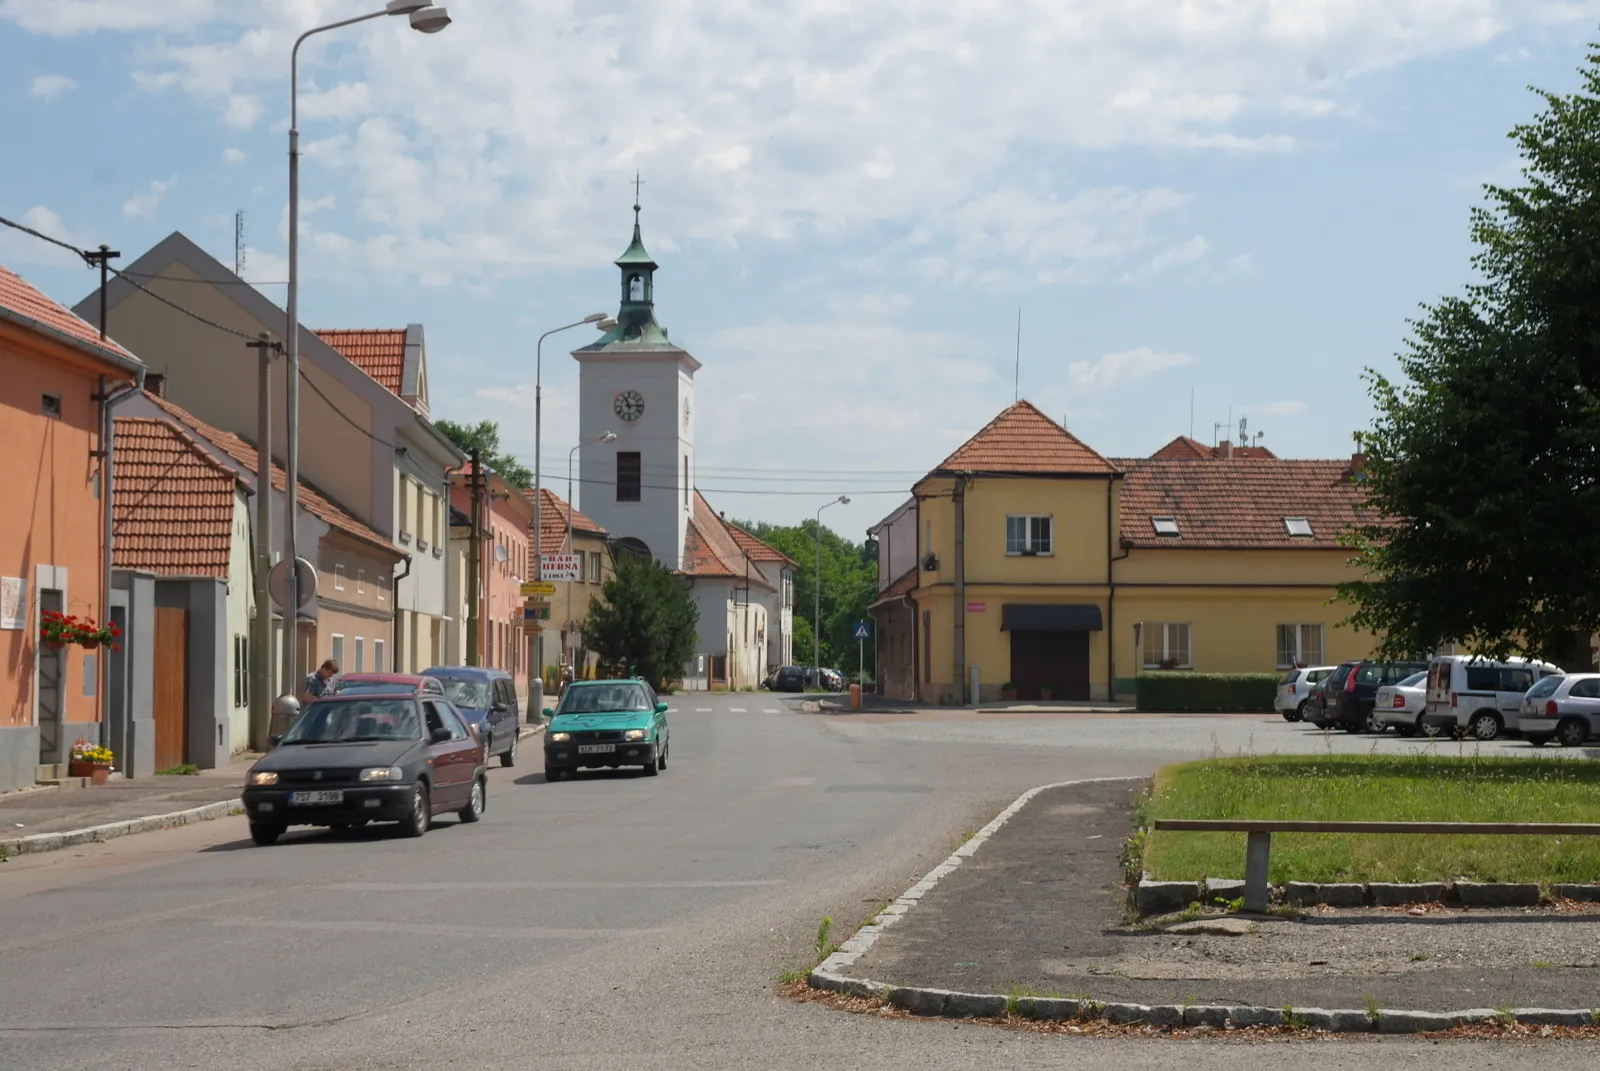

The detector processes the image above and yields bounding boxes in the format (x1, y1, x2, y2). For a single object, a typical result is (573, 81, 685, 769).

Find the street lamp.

(814, 494, 850, 686)
(564, 431, 617, 670)
(282, 0, 451, 695)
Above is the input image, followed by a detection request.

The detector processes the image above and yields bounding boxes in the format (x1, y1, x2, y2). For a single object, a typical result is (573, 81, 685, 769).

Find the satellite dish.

(494, 545, 509, 564)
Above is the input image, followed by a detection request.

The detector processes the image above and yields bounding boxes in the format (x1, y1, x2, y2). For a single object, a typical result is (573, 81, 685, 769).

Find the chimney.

(1349, 451, 1367, 476)
(144, 373, 166, 398)
(1217, 439, 1233, 459)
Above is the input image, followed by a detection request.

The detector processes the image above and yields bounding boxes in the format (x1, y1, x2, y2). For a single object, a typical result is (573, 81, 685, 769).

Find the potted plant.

(38, 610, 77, 651)
(68, 738, 114, 785)
(1000, 681, 1017, 701)
(75, 617, 120, 650)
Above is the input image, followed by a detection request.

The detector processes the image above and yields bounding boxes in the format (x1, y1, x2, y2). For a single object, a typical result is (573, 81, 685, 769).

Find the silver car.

(1518, 673, 1594, 748)
(1374, 671, 1428, 736)
(1276, 666, 1334, 722)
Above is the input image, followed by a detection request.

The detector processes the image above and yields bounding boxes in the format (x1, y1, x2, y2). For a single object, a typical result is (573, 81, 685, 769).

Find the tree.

(1340, 48, 1600, 664)
(583, 547, 699, 688)
(435, 419, 534, 488)
(734, 518, 877, 677)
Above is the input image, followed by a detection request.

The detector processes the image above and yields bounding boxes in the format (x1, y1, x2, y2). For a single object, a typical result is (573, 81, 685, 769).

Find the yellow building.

(869, 402, 1379, 704)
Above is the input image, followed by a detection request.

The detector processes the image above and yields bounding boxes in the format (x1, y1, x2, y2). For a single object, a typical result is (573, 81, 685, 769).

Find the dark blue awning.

(1001, 603, 1103, 632)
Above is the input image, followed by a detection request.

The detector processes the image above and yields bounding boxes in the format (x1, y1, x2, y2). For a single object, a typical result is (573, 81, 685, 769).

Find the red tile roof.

(112, 418, 239, 578)
(681, 493, 775, 586)
(0, 262, 140, 366)
(315, 329, 406, 396)
(141, 392, 401, 558)
(1151, 435, 1277, 460)
(929, 400, 1117, 477)
(871, 566, 918, 607)
(524, 487, 607, 559)
(1118, 458, 1372, 549)
(701, 493, 795, 567)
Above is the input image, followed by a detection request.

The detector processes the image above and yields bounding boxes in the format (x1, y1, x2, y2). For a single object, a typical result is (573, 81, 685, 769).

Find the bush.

(1135, 672, 1278, 712)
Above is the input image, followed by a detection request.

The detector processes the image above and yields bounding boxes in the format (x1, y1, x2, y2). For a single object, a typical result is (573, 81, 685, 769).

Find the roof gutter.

(391, 553, 413, 671)
(98, 365, 147, 751)
(0, 305, 144, 375)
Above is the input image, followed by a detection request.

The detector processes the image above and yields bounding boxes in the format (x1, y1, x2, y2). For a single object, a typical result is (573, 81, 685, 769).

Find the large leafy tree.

(1341, 49, 1600, 664)
(735, 519, 877, 677)
(435, 418, 534, 488)
(584, 547, 698, 688)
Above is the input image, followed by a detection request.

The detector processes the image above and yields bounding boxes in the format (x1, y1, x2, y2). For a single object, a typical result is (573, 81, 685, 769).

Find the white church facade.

(572, 206, 795, 688)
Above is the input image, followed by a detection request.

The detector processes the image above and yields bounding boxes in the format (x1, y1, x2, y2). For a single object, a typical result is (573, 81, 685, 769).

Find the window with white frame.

(354, 636, 365, 673)
(1142, 622, 1192, 669)
(357, 569, 365, 596)
(1276, 623, 1325, 668)
(398, 478, 412, 542)
(233, 635, 249, 709)
(1284, 516, 1314, 538)
(331, 634, 345, 668)
(1005, 515, 1052, 556)
(588, 550, 602, 583)
(333, 564, 345, 591)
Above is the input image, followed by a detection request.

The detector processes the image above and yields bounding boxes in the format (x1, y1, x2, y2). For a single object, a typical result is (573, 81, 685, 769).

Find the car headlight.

(358, 766, 403, 782)
(248, 771, 278, 786)
(624, 729, 648, 742)
(549, 732, 570, 743)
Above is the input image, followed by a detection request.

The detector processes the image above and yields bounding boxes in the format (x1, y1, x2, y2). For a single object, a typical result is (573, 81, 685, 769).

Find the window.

(357, 570, 366, 596)
(333, 565, 346, 591)
(233, 635, 250, 709)
(398, 478, 412, 541)
(1005, 515, 1052, 556)
(354, 637, 365, 673)
(617, 452, 642, 502)
(588, 550, 602, 583)
(376, 573, 387, 604)
(42, 393, 62, 419)
(331, 634, 345, 668)
(1284, 516, 1314, 537)
(1152, 516, 1180, 537)
(1568, 678, 1600, 699)
(375, 639, 386, 673)
(1275, 624, 1325, 668)
(1142, 623, 1191, 669)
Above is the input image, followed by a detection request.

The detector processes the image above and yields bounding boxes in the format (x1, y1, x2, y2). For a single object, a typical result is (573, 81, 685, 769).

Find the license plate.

(577, 744, 615, 754)
(289, 790, 344, 805)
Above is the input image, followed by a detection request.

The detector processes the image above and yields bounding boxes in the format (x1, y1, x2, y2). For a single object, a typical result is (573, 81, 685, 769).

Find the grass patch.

(1143, 754, 1600, 884)
(155, 763, 200, 776)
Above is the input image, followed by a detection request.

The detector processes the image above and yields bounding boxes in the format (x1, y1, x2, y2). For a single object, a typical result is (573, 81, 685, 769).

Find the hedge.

(1135, 672, 1279, 712)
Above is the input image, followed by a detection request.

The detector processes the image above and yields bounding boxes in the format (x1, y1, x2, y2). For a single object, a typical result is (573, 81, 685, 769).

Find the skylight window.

(1152, 516, 1180, 537)
(1285, 517, 1314, 537)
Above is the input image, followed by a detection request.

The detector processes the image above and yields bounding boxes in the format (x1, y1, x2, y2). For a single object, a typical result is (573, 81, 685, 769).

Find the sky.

(2, 1, 1596, 541)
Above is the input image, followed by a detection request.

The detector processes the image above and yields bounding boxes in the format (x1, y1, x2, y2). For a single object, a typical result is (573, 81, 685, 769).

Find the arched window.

(628, 274, 644, 301)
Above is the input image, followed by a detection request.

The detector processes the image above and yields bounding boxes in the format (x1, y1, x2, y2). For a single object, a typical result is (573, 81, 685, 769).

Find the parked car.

(1276, 665, 1335, 722)
(421, 666, 521, 767)
(1518, 673, 1599, 747)
(542, 678, 670, 780)
(1419, 656, 1564, 741)
(1320, 659, 1431, 733)
(1373, 671, 1428, 736)
(767, 666, 807, 693)
(332, 672, 445, 699)
(241, 693, 486, 845)
(820, 668, 846, 691)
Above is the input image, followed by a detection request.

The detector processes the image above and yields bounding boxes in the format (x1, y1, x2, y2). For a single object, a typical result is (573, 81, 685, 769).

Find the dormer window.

(1152, 516, 1180, 537)
(1284, 516, 1314, 537)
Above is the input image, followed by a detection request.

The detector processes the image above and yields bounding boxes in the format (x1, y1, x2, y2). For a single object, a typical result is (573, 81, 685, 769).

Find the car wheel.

(1290, 701, 1307, 723)
(1525, 733, 1552, 748)
(250, 823, 283, 846)
(1557, 719, 1589, 748)
(459, 778, 485, 823)
(1469, 711, 1502, 741)
(501, 730, 518, 768)
(401, 783, 430, 838)
(658, 737, 668, 769)
(1364, 711, 1386, 734)
(641, 746, 660, 776)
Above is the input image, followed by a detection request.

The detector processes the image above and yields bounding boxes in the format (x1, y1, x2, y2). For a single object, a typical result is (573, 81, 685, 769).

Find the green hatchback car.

(543, 679, 670, 781)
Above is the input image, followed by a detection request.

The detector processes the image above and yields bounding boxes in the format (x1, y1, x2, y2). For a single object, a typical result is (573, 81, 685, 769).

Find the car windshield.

(1306, 668, 1332, 684)
(557, 684, 653, 714)
(434, 679, 491, 709)
(1279, 669, 1300, 685)
(281, 698, 420, 743)
(1527, 675, 1564, 699)
(1356, 663, 1423, 686)
(1396, 672, 1426, 689)
(336, 680, 415, 696)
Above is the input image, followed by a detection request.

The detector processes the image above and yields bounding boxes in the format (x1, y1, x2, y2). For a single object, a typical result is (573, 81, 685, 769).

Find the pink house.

(449, 464, 534, 691)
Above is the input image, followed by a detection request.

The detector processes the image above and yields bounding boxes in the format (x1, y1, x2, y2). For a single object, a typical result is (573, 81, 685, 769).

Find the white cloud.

(1247, 400, 1308, 415)
(18, 0, 1586, 290)
(0, 205, 88, 267)
(222, 147, 245, 165)
(1120, 234, 1210, 282)
(1068, 348, 1196, 392)
(28, 74, 76, 100)
(122, 174, 177, 218)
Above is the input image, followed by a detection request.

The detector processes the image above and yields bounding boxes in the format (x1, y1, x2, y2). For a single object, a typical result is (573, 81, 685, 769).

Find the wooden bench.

(1151, 819, 1600, 912)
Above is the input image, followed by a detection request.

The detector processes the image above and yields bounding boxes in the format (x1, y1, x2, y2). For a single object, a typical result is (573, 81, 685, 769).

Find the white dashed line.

(729, 708, 748, 713)
(696, 708, 712, 713)
(763, 709, 780, 714)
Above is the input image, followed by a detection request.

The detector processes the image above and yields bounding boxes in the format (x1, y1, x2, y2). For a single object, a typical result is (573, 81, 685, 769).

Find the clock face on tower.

(614, 390, 645, 422)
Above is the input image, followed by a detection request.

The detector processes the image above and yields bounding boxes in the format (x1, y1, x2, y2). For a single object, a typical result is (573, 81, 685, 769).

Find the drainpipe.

(953, 475, 967, 705)
(98, 366, 147, 751)
(1107, 474, 1131, 702)
(391, 554, 412, 671)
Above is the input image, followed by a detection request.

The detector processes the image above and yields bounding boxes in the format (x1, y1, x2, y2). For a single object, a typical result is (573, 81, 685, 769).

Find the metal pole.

(813, 496, 846, 683)
(467, 448, 482, 666)
(249, 334, 276, 751)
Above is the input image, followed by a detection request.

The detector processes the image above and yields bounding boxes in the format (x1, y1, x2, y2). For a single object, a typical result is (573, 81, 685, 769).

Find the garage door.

(1010, 630, 1091, 701)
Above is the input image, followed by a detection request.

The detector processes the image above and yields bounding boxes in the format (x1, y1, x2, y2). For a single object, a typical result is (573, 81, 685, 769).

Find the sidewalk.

(0, 754, 254, 840)
(845, 780, 1600, 1012)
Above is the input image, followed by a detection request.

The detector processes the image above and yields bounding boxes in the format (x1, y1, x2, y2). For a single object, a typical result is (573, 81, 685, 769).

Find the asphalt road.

(1, 698, 1593, 1070)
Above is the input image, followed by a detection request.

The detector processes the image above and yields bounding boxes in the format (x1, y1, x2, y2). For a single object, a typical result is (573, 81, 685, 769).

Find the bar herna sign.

(540, 554, 582, 582)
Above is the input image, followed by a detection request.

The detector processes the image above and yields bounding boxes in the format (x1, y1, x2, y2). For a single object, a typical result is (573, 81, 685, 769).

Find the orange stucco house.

(1, 263, 144, 790)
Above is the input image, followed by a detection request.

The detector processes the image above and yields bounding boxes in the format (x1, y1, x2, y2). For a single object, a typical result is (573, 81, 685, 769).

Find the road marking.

(696, 707, 712, 713)
(763, 708, 780, 714)
(321, 880, 783, 891)
(212, 918, 669, 939)
(666, 708, 678, 713)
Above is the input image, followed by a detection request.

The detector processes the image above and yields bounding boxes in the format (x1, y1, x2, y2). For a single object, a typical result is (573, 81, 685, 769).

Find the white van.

(1418, 656, 1564, 741)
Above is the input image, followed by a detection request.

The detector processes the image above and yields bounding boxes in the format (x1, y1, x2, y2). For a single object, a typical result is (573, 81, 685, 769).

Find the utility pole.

(466, 447, 483, 667)
(953, 476, 967, 704)
(82, 244, 120, 339)
(246, 333, 278, 751)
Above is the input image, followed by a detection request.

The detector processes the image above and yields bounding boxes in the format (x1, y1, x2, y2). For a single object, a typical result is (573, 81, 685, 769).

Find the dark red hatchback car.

(242, 693, 486, 845)
(332, 672, 445, 698)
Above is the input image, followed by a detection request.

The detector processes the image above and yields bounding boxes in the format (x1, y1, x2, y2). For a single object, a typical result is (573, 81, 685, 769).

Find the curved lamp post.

(814, 495, 850, 685)
(282, 0, 451, 694)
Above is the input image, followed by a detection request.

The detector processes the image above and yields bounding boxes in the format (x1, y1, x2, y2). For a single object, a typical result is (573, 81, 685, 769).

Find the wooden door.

(153, 606, 189, 770)
(1009, 630, 1092, 701)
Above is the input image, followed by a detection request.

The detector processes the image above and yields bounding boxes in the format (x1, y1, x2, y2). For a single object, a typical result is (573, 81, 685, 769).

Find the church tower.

(572, 200, 699, 571)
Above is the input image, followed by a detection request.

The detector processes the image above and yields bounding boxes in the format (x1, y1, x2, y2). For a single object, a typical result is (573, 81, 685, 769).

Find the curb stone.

(0, 797, 242, 858)
(806, 777, 1600, 1034)
(1368, 882, 1447, 907)
(1455, 881, 1541, 907)
(1552, 883, 1600, 903)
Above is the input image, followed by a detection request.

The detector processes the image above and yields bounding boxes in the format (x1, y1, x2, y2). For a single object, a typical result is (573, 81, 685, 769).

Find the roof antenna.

(234, 210, 246, 277)
(1013, 307, 1022, 403)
